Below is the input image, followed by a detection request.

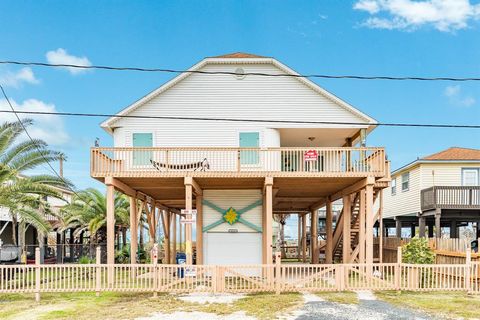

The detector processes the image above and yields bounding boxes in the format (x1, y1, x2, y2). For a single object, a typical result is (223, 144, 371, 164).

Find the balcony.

(421, 186, 480, 211)
(90, 147, 386, 178)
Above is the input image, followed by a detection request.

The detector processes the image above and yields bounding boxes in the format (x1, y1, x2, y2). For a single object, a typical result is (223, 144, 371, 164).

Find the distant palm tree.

(0, 120, 72, 245)
(62, 188, 130, 247)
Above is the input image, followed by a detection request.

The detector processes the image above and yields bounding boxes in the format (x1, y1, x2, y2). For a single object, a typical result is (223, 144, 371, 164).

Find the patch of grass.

(376, 291, 480, 319)
(230, 292, 302, 319)
(315, 291, 359, 304)
(0, 291, 302, 320)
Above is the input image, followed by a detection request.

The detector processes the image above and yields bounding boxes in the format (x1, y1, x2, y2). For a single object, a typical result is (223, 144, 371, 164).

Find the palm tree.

(0, 119, 72, 245)
(62, 188, 130, 247)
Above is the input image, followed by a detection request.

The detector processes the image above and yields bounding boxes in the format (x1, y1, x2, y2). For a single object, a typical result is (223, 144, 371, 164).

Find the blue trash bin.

(176, 252, 186, 278)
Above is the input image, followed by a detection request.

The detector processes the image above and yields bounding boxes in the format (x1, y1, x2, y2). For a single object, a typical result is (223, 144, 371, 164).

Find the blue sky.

(1, 0, 479, 197)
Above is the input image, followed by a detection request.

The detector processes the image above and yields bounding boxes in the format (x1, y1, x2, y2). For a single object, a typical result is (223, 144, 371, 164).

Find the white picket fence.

(1, 248, 479, 301)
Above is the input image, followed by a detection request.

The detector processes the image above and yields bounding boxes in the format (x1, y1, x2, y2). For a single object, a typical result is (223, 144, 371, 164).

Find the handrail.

(421, 186, 480, 211)
(90, 146, 386, 178)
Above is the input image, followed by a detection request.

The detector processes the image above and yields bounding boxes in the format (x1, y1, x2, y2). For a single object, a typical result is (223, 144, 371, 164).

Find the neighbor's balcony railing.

(90, 147, 386, 178)
(421, 186, 480, 211)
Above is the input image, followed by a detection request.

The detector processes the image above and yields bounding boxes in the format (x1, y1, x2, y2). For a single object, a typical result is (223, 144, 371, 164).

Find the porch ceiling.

(111, 176, 364, 211)
(278, 128, 359, 147)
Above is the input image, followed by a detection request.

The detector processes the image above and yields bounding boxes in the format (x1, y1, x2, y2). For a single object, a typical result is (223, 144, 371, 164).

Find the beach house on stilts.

(90, 53, 390, 266)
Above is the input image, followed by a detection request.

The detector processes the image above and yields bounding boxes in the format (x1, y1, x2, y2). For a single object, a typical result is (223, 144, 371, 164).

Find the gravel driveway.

(295, 292, 437, 320)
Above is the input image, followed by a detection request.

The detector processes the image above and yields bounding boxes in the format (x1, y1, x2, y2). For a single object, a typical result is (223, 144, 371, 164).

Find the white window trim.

(401, 172, 410, 192)
(391, 178, 397, 195)
(462, 168, 480, 186)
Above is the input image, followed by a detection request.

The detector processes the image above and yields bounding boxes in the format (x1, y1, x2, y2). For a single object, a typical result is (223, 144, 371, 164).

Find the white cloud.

(354, 0, 480, 32)
(45, 48, 92, 75)
(444, 85, 476, 107)
(0, 98, 69, 145)
(354, 0, 381, 14)
(0, 67, 39, 88)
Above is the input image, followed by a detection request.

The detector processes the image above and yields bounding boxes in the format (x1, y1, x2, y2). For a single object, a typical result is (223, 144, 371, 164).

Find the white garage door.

(203, 232, 262, 265)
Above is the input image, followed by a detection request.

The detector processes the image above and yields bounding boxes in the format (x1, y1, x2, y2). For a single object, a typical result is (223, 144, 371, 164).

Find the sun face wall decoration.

(223, 207, 239, 225)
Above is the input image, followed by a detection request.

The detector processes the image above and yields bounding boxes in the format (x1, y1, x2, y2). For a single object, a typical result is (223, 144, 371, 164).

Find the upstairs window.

(402, 172, 410, 191)
(462, 168, 479, 186)
(391, 178, 397, 195)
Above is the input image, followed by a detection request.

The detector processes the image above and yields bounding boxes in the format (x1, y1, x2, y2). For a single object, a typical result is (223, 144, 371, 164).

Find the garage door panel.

(204, 232, 262, 266)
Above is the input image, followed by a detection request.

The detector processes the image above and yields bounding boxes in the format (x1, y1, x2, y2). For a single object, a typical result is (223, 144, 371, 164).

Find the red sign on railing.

(304, 150, 318, 161)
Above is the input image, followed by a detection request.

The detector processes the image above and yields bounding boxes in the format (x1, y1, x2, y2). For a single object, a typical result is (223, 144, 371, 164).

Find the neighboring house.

(383, 147, 480, 239)
(0, 186, 73, 261)
(91, 52, 389, 266)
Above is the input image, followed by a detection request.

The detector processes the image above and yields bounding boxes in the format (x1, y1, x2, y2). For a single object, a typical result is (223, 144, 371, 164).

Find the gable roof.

(101, 53, 378, 133)
(392, 147, 480, 176)
(422, 147, 480, 161)
(211, 52, 267, 59)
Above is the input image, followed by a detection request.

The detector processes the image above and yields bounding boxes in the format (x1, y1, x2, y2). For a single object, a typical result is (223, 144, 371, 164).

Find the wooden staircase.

(332, 193, 361, 261)
(319, 189, 380, 263)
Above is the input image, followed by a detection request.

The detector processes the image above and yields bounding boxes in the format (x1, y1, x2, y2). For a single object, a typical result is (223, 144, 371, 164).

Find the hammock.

(150, 158, 210, 171)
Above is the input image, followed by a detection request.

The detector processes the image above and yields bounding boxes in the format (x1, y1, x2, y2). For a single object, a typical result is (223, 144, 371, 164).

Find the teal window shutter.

(239, 132, 259, 165)
(133, 133, 153, 165)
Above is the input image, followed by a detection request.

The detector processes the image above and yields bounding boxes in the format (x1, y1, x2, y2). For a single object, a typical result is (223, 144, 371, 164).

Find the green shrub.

(402, 237, 435, 264)
(78, 256, 93, 264)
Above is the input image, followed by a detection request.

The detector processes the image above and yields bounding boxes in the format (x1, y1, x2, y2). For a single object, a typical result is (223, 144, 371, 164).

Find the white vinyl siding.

(383, 166, 421, 218)
(112, 63, 370, 148)
(383, 162, 480, 218)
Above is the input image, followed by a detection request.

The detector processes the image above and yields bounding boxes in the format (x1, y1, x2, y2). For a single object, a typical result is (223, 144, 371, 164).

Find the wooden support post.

(358, 189, 366, 263)
(152, 243, 158, 297)
(395, 219, 402, 238)
(311, 209, 319, 264)
(428, 222, 434, 238)
(171, 212, 176, 264)
(196, 194, 203, 265)
(35, 247, 40, 302)
(275, 251, 281, 295)
(184, 178, 193, 265)
(450, 220, 457, 238)
(419, 216, 426, 238)
(326, 199, 333, 264)
(302, 213, 307, 263)
(342, 195, 351, 263)
(297, 214, 301, 261)
(379, 191, 384, 263)
(106, 184, 115, 284)
(129, 197, 138, 265)
(466, 248, 472, 294)
(165, 211, 171, 264)
(435, 210, 442, 238)
(95, 246, 101, 296)
(264, 177, 273, 265)
(365, 184, 374, 264)
(395, 246, 402, 291)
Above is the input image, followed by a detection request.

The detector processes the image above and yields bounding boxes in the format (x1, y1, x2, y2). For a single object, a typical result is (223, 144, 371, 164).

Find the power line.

(0, 109, 479, 129)
(1, 60, 480, 82)
(0, 84, 86, 204)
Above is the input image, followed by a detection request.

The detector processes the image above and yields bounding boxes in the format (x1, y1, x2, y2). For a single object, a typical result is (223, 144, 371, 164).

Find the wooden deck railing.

(1, 248, 479, 300)
(90, 147, 386, 178)
(421, 186, 480, 211)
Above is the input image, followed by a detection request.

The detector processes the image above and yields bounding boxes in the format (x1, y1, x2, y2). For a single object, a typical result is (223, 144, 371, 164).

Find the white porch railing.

(90, 147, 386, 177)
